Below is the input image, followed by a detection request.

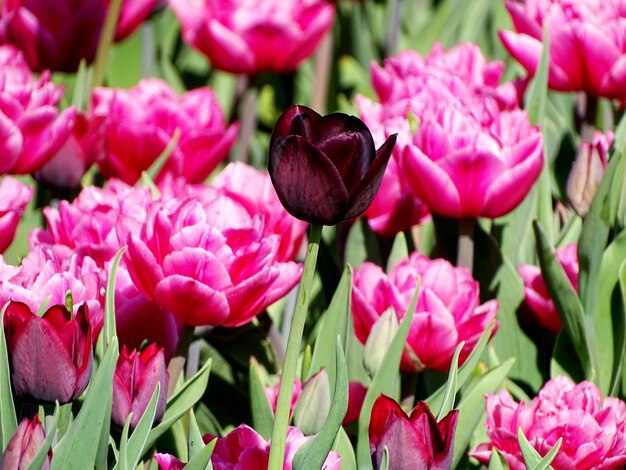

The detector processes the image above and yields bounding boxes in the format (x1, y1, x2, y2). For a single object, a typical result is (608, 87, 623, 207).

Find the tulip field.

(2, 0, 626, 469)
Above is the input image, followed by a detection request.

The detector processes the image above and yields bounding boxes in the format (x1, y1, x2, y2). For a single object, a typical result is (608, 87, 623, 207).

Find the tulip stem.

(166, 325, 195, 398)
(90, 0, 123, 96)
(311, 31, 333, 114)
(268, 224, 323, 469)
(233, 78, 258, 163)
(457, 218, 475, 272)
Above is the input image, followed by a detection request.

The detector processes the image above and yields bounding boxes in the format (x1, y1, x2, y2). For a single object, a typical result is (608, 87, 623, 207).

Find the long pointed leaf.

(104, 247, 126, 346)
(0, 301, 16, 450)
(249, 358, 274, 440)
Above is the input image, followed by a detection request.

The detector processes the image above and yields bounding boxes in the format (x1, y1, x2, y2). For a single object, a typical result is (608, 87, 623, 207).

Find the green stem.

(233, 77, 258, 163)
(90, 0, 123, 95)
(267, 224, 323, 469)
(166, 325, 196, 398)
(457, 218, 475, 273)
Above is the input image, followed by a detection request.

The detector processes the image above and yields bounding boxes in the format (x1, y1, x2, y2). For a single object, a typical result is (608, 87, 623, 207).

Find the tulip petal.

(270, 104, 321, 148)
(154, 275, 229, 326)
(126, 235, 164, 300)
(269, 135, 348, 224)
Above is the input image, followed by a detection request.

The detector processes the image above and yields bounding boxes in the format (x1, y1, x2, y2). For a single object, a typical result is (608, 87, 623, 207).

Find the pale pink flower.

(471, 376, 626, 470)
(212, 162, 307, 261)
(0, 45, 75, 174)
(0, 176, 33, 253)
(518, 243, 578, 332)
(0, 0, 158, 72)
(0, 415, 51, 469)
(168, 0, 335, 74)
(264, 377, 302, 417)
(92, 78, 237, 185)
(500, 0, 626, 99)
(122, 189, 302, 326)
(352, 252, 498, 372)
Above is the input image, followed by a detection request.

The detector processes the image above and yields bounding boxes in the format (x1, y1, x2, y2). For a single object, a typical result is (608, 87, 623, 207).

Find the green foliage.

(0, 302, 16, 451)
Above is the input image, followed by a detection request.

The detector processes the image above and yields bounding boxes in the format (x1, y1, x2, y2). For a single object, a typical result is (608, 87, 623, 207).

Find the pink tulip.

(3, 301, 93, 404)
(0, 245, 105, 340)
(567, 130, 613, 216)
(210, 424, 341, 469)
(0, 176, 33, 253)
(92, 79, 238, 185)
(352, 252, 498, 372)
(0, 45, 75, 175)
(401, 103, 544, 219)
(212, 162, 308, 261)
(0, 0, 158, 73)
(343, 382, 367, 426)
(265, 377, 302, 417)
(123, 190, 302, 327)
(154, 453, 185, 470)
(499, 0, 626, 99)
(471, 376, 626, 470)
(31, 179, 152, 266)
(369, 395, 458, 470)
(112, 344, 169, 430)
(168, 0, 335, 74)
(0, 415, 51, 469)
(518, 243, 578, 333)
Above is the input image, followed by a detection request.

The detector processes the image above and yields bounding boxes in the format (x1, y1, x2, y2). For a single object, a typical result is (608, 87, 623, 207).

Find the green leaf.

(188, 409, 204, 460)
(332, 427, 356, 470)
(617, 261, 626, 396)
(308, 266, 352, 390)
(533, 220, 596, 381)
(293, 338, 349, 470)
(356, 285, 418, 468)
(26, 404, 60, 470)
(52, 337, 120, 470)
(0, 301, 17, 451)
(386, 232, 409, 271)
(117, 413, 133, 470)
(144, 357, 212, 450)
(518, 427, 561, 470)
(294, 369, 331, 435)
(249, 358, 274, 440)
(185, 437, 216, 470)
(525, 26, 550, 125)
(379, 447, 389, 470)
(426, 323, 495, 413)
(121, 384, 161, 470)
(453, 359, 514, 468)
(104, 247, 126, 346)
(437, 341, 463, 420)
(487, 448, 507, 470)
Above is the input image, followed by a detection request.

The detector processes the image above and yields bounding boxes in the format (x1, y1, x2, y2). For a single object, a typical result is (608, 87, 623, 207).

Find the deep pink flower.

(343, 381, 367, 426)
(352, 252, 498, 372)
(269, 105, 396, 226)
(30, 179, 152, 266)
(0, 415, 51, 469)
(0, 245, 105, 340)
(91, 79, 237, 185)
(0, 45, 75, 175)
(210, 424, 341, 469)
(567, 130, 613, 216)
(3, 301, 93, 404)
(112, 344, 169, 430)
(369, 394, 458, 470)
(154, 453, 186, 470)
(169, 0, 335, 74)
(401, 102, 544, 218)
(499, 0, 626, 99)
(0, 176, 33, 253)
(518, 243, 578, 332)
(0, 0, 158, 73)
(471, 376, 626, 470)
(123, 190, 302, 326)
(213, 162, 307, 261)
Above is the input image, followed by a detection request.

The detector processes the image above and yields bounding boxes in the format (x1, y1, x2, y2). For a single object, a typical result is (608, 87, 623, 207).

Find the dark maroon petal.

(314, 114, 376, 187)
(375, 417, 432, 470)
(270, 104, 321, 148)
(344, 133, 397, 220)
(369, 394, 408, 450)
(269, 135, 349, 224)
(430, 410, 458, 470)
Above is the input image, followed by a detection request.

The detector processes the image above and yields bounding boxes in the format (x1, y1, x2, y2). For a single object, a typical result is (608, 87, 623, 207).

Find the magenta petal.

(126, 235, 164, 300)
(154, 275, 229, 326)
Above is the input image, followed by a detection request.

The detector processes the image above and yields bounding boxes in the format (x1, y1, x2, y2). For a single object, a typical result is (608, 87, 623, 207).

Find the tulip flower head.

(0, 415, 51, 469)
(369, 394, 458, 470)
(0, 176, 33, 253)
(269, 105, 397, 226)
(3, 301, 93, 404)
(471, 376, 626, 470)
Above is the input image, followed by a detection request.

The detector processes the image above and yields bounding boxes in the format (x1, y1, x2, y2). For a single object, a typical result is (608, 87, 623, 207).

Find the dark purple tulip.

(3, 301, 93, 404)
(269, 105, 396, 225)
(369, 394, 458, 470)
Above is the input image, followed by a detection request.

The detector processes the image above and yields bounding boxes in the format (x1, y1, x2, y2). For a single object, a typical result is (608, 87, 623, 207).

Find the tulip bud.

(111, 344, 169, 430)
(0, 415, 51, 470)
(369, 394, 458, 470)
(264, 377, 302, 419)
(566, 131, 613, 216)
(363, 308, 399, 376)
(3, 301, 92, 404)
(293, 369, 331, 435)
(269, 105, 397, 225)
